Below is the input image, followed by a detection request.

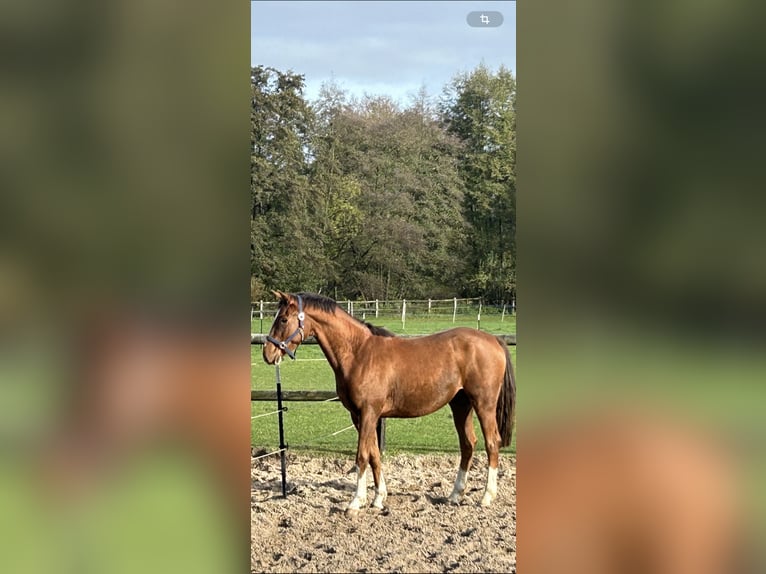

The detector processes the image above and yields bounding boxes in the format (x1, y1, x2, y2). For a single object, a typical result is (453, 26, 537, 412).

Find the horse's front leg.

(346, 410, 378, 514)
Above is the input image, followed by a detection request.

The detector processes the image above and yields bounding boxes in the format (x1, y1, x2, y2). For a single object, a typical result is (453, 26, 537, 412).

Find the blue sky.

(251, 1, 515, 103)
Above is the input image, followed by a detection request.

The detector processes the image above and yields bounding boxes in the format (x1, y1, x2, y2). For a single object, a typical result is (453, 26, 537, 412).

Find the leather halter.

(266, 294, 305, 360)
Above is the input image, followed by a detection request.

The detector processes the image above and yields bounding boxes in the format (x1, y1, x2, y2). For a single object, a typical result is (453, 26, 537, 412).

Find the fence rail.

(251, 390, 336, 402)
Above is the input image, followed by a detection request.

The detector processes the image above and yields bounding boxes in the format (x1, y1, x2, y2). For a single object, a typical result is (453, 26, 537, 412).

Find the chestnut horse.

(262, 291, 515, 513)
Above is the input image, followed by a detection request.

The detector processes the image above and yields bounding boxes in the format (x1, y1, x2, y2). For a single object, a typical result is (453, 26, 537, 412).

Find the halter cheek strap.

(266, 295, 305, 360)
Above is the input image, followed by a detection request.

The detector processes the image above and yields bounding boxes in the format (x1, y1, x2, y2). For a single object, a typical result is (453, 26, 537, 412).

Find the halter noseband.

(266, 294, 305, 360)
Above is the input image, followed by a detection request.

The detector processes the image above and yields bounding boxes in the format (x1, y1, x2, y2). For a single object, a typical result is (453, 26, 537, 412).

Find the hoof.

(345, 507, 361, 517)
(345, 496, 367, 515)
(372, 494, 387, 510)
(480, 493, 495, 507)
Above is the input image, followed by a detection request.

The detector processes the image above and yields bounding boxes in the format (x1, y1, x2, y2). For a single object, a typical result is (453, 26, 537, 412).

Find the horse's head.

(263, 290, 307, 365)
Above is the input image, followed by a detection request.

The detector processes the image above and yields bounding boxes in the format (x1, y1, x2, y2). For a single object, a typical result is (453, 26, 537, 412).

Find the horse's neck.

(311, 310, 368, 377)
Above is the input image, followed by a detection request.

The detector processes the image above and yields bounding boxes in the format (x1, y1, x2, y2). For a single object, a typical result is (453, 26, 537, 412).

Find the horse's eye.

(280, 317, 288, 324)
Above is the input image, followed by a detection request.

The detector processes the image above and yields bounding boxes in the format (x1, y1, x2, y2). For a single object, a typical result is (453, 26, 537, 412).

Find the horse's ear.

(271, 290, 286, 301)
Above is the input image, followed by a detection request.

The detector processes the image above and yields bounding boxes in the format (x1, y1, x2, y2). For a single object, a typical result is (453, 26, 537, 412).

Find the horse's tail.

(495, 337, 516, 448)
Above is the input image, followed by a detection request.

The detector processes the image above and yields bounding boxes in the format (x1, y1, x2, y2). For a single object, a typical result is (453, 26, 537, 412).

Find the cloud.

(251, 0, 515, 102)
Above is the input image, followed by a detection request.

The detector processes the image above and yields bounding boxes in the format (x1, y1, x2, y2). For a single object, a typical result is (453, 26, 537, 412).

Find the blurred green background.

(519, 0, 766, 564)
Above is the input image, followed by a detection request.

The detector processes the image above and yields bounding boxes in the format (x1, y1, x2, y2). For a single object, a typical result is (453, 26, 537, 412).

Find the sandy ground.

(251, 451, 516, 573)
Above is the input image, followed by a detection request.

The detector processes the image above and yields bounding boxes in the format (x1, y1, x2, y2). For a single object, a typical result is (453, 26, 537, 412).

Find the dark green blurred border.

(1, 2, 249, 573)
(520, 0, 766, 566)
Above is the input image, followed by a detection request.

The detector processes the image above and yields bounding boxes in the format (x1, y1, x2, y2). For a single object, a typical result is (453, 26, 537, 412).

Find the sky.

(251, 1, 515, 103)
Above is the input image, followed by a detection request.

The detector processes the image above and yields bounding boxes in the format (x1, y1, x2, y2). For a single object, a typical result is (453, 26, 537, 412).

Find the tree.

(441, 64, 516, 303)
(309, 88, 468, 299)
(250, 64, 514, 302)
(250, 66, 330, 292)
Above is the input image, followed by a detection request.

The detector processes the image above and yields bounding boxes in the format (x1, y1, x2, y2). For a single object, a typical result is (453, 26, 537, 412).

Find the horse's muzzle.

(262, 345, 282, 365)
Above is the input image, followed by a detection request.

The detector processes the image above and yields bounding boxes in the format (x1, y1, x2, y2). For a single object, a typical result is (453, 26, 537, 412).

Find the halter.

(266, 294, 305, 360)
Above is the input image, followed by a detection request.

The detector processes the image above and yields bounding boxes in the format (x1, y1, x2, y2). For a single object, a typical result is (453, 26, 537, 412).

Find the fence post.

(375, 299, 379, 318)
(401, 299, 406, 330)
(453, 297, 457, 323)
(428, 298, 432, 314)
(376, 418, 386, 452)
(275, 365, 288, 498)
(501, 302, 507, 322)
(477, 300, 482, 330)
(511, 296, 516, 314)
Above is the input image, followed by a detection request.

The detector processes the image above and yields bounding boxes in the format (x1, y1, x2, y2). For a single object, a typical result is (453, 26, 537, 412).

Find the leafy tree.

(250, 64, 515, 304)
(441, 64, 516, 303)
(250, 66, 330, 292)
(310, 87, 467, 300)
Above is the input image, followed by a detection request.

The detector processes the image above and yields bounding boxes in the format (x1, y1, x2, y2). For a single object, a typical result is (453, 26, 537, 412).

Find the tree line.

(251, 64, 515, 303)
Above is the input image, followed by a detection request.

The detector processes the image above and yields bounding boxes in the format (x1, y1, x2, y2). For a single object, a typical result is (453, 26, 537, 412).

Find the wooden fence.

(251, 297, 516, 328)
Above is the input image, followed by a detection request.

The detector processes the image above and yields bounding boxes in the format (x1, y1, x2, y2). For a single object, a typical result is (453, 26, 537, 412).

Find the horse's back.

(362, 327, 501, 367)
(408, 327, 504, 367)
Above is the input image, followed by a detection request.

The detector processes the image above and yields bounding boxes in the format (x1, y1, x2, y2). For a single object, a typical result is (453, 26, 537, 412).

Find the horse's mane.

(294, 292, 337, 314)
(294, 292, 397, 337)
(363, 322, 397, 338)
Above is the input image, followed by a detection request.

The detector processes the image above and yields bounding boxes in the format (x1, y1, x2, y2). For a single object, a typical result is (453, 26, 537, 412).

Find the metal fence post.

(275, 365, 288, 497)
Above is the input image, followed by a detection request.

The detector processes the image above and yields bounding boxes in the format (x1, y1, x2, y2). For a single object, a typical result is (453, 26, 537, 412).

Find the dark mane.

(293, 292, 337, 314)
(292, 292, 396, 337)
(363, 322, 397, 338)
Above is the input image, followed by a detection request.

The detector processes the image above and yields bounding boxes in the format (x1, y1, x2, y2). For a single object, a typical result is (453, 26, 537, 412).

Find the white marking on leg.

(347, 470, 367, 510)
(372, 472, 387, 509)
(448, 468, 468, 504)
(481, 466, 498, 506)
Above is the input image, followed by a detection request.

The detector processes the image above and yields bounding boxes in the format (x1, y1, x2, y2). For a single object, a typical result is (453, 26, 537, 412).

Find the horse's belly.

(384, 374, 461, 418)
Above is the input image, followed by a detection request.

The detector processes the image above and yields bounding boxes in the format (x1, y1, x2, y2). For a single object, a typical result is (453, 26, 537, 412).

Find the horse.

(262, 291, 515, 513)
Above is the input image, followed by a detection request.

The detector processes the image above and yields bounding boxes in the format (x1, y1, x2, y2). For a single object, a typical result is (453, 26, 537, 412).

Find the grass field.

(251, 314, 517, 456)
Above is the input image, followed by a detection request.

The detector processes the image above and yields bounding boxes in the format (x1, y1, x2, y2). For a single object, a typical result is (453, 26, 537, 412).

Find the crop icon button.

(466, 11, 504, 28)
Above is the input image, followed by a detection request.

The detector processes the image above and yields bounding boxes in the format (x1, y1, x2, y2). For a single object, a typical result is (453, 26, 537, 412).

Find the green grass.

(251, 315, 517, 456)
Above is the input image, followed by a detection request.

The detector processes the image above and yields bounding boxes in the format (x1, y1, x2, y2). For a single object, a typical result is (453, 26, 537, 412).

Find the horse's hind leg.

(475, 403, 502, 506)
(448, 391, 476, 504)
